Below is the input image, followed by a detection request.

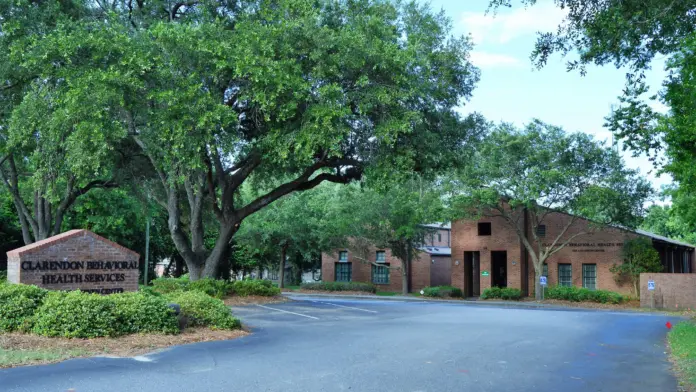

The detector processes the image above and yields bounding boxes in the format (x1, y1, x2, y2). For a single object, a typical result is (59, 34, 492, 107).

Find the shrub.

(32, 291, 120, 338)
(151, 276, 189, 295)
(480, 287, 522, 300)
(0, 270, 7, 283)
(300, 282, 377, 293)
(421, 286, 463, 298)
(165, 291, 240, 330)
(0, 284, 48, 332)
(189, 278, 235, 298)
(112, 292, 179, 335)
(545, 285, 625, 304)
(32, 291, 180, 338)
(232, 279, 280, 297)
(480, 287, 501, 300)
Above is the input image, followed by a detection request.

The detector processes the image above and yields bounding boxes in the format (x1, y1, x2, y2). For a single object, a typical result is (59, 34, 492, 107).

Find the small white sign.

(540, 276, 547, 286)
(648, 280, 655, 291)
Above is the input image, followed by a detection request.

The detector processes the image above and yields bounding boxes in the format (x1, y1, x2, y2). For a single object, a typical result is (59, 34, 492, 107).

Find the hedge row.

(0, 283, 240, 338)
(151, 277, 280, 298)
(300, 282, 377, 293)
(481, 287, 523, 300)
(545, 285, 624, 304)
(422, 286, 463, 298)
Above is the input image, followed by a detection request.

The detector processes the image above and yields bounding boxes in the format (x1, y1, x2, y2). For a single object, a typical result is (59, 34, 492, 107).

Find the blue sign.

(648, 280, 655, 291)
(540, 276, 547, 286)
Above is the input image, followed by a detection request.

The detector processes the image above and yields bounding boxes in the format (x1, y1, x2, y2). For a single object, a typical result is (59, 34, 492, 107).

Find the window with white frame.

(558, 264, 572, 287)
(338, 251, 348, 262)
(582, 264, 597, 290)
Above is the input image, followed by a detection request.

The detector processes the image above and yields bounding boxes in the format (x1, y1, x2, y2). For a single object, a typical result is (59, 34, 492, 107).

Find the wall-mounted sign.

(648, 280, 655, 291)
(7, 230, 140, 294)
(481, 270, 489, 277)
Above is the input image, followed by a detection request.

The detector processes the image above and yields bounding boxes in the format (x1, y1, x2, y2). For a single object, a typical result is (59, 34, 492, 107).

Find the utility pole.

(143, 194, 151, 286)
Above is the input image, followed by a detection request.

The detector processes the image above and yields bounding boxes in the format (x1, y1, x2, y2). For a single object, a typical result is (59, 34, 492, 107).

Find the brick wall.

(321, 246, 434, 292)
(451, 212, 523, 294)
(7, 230, 140, 293)
(640, 273, 696, 310)
(424, 229, 450, 247)
(529, 213, 639, 295)
(451, 208, 651, 297)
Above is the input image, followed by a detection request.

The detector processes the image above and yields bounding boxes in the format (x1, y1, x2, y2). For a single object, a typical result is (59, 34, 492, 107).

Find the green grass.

(284, 285, 301, 291)
(375, 291, 398, 296)
(0, 348, 90, 368)
(669, 321, 696, 389)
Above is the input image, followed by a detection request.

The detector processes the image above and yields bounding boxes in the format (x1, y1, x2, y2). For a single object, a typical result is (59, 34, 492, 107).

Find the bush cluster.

(0, 284, 48, 332)
(0, 270, 7, 283)
(421, 286, 463, 298)
(301, 281, 377, 293)
(233, 279, 280, 297)
(151, 276, 190, 294)
(164, 291, 240, 330)
(189, 278, 235, 298)
(545, 285, 624, 304)
(31, 290, 179, 338)
(481, 287, 523, 300)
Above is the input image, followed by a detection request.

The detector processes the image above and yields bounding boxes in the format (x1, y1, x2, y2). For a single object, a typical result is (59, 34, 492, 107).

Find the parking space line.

(309, 300, 378, 313)
(256, 304, 320, 319)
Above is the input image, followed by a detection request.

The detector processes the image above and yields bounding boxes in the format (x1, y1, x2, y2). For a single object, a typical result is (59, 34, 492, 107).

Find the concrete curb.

(281, 292, 669, 314)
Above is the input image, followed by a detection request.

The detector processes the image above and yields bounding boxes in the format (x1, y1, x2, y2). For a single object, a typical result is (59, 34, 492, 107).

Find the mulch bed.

(0, 327, 248, 368)
(223, 295, 289, 306)
(517, 298, 642, 310)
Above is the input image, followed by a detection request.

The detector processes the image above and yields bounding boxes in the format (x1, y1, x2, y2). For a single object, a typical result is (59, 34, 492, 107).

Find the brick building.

(321, 224, 452, 292)
(321, 210, 694, 296)
(451, 209, 694, 297)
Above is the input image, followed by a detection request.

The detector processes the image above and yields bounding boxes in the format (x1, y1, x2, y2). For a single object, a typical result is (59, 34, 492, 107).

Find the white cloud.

(461, 2, 567, 45)
(469, 51, 521, 67)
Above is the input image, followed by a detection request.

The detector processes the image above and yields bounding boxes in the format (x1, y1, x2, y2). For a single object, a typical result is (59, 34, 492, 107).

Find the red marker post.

(666, 321, 672, 330)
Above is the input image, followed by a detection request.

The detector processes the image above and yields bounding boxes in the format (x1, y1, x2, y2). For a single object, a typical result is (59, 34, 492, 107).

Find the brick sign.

(6, 230, 140, 294)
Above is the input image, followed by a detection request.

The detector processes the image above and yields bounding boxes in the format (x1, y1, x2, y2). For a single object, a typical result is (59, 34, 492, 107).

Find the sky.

(426, 0, 672, 195)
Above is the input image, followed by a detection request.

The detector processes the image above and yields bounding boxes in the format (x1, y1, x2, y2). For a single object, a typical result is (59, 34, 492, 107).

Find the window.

(338, 251, 348, 262)
(478, 222, 492, 236)
(542, 262, 548, 278)
(372, 264, 389, 284)
(583, 264, 597, 290)
(335, 263, 352, 282)
(536, 225, 546, 238)
(438, 233, 442, 242)
(376, 251, 386, 263)
(558, 264, 572, 287)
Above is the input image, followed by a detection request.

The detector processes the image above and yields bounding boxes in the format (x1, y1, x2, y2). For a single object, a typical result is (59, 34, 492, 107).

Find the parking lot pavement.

(0, 296, 680, 392)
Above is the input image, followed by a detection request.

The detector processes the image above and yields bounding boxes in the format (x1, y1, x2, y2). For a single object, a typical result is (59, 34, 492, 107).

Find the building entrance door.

(491, 251, 507, 288)
(464, 251, 480, 297)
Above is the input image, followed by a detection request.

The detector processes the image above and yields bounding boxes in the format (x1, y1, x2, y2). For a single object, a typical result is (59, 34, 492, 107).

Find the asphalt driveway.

(0, 296, 679, 392)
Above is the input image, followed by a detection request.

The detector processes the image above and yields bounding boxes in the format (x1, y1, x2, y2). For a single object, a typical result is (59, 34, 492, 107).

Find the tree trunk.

(279, 243, 288, 288)
(633, 278, 639, 297)
(402, 245, 412, 295)
(533, 262, 543, 301)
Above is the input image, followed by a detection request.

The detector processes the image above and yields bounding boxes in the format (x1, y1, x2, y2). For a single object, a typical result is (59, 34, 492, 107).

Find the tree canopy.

(2, 0, 485, 279)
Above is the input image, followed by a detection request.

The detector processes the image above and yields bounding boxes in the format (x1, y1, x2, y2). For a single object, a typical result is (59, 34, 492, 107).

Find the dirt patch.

(294, 289, 377, 296)
(223, 295, 289, 306)
(0, 327, 248, 368)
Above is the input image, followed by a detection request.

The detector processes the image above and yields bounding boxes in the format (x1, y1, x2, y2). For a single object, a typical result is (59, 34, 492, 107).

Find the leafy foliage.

(301, 282, 377, 293)
(32, 291, 180, 338)
(164, 291, 240, 330)
(188, 278, 235, 299)
(610, 237, 663, 295)
(0, 284, 48, 332)
(151, 276, 190, 295)
(480, 287, 522, 300)
(232, 279, 280, 297)
(545, 286, 625, 304)
(112, 292, 179, 335)
(421, 286, 463, 298)
(0, 270, 6, 283)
